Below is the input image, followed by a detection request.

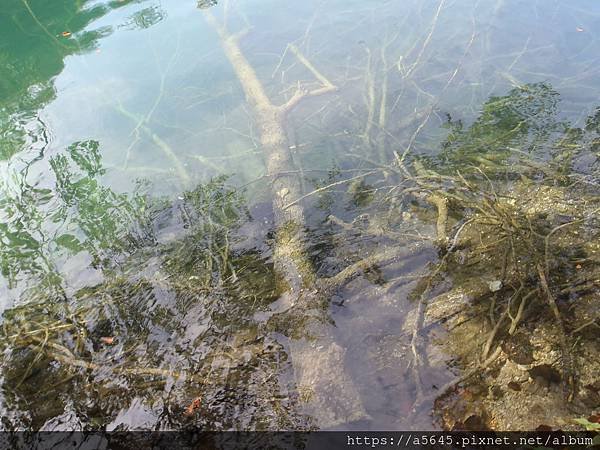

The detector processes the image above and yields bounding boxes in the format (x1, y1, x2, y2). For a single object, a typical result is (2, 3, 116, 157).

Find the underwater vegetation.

(0, 141, 310, 430)
(0, 79, 598, 431)
(1, 0, 599, 434)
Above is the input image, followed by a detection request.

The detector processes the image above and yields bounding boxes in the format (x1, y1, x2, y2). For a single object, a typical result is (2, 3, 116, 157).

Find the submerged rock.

(291, 340, 371, 428)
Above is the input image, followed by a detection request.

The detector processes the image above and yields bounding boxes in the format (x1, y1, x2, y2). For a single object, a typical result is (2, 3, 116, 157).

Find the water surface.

(1, 0, 599, 432)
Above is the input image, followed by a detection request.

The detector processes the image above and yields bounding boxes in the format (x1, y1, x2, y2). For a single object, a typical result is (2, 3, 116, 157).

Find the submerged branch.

(320, 241, 426, 294)
(203, 7, 368, 427)
(282, 169, 380, 211)
(288, 44, 336, 90)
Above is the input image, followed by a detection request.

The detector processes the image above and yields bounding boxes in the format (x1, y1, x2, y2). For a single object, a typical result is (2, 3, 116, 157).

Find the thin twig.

(282, 169, 380, 210)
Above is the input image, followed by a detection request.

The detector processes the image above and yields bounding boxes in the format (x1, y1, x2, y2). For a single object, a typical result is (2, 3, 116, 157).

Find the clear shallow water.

(1, 0, 599, 431)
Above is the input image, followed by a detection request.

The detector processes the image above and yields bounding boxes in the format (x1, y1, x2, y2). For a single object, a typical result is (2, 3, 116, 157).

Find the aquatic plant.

(0, 136, 308, 429)
(2, 0, 600, 432)
(385, 85, 599, 425)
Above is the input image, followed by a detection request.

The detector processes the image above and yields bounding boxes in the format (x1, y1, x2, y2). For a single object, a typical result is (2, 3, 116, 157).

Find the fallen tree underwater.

(204, 3, 600, 429)
(202, 0, 470, 426)
(2, 0, 600, 433)
(203, 7, 376, 427)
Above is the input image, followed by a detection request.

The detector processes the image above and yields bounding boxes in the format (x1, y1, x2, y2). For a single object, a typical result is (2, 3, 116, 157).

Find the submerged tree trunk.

(204, 11, 370, 427)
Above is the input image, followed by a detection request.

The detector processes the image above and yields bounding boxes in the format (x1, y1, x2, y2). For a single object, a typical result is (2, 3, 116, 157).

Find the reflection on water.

(0, 0, 599, 432)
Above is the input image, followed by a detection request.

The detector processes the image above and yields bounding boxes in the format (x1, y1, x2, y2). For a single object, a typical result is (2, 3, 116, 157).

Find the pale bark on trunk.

(204, 12, 370, 427)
